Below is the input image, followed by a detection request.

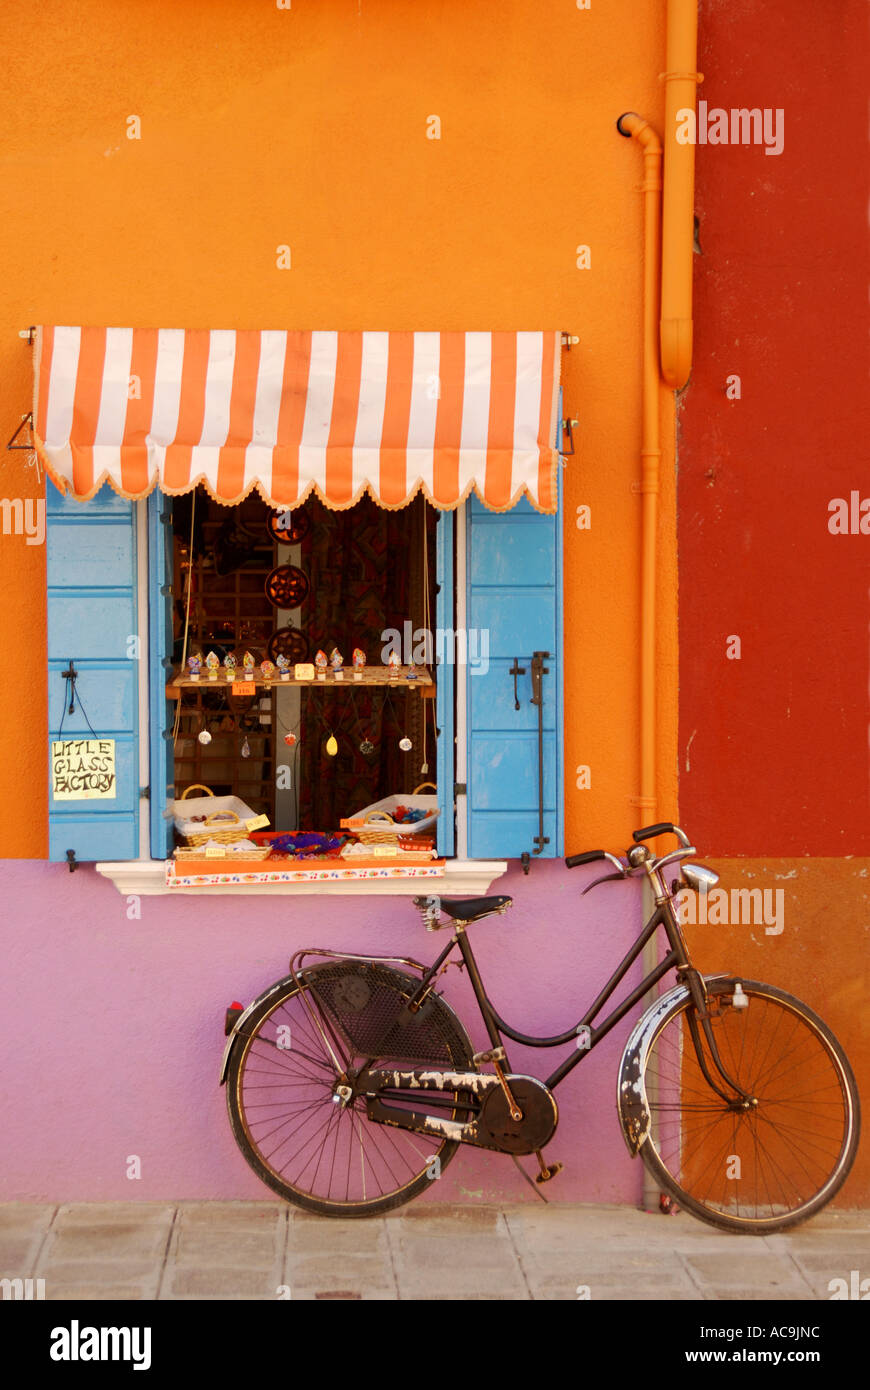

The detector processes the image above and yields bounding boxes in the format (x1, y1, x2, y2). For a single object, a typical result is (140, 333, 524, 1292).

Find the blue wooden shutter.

(435, 511, 455, 856)
(466, 491, 563, 859)
(148, 493, 174, 857)
(47, 484, 140, 862)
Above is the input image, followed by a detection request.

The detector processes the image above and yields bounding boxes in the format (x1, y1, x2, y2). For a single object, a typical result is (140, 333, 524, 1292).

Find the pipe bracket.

(659, 70, 704, 84)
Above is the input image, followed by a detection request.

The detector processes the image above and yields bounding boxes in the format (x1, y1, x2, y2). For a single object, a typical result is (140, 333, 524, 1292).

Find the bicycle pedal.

(535, 1161, 563, 1184)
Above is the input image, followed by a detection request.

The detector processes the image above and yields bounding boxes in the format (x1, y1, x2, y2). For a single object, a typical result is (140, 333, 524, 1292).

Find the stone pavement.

(1, 1202, 867, 1301)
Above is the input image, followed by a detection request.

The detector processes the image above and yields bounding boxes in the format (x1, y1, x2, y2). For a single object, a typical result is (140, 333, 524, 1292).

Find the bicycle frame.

(401, 898, 680, 1091)
(276, 855, 753, 1153)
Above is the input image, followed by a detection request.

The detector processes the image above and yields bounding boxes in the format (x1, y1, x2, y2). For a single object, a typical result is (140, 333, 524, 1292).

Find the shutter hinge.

(160, 510, 173, 525)
(66, 850, 78, 873)
(454, 783, 467, 797)
(160, 584, 173, 597)
(139, 785, 150, 800)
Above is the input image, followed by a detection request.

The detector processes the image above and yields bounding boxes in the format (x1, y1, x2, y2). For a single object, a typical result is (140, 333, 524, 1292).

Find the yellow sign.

(294, 663, 315, 681)
(246, 814, 270, 832)
(51, 739, 117, 800)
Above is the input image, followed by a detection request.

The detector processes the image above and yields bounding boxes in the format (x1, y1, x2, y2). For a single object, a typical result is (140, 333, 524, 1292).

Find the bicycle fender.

(616, 973, 734, 1155)
(219, 973, 297, 1085)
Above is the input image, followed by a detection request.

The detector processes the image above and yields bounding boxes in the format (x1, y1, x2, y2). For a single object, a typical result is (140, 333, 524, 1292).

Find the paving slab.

(0, 1205, 56, 1232)
(53, 1204, 175, 1227)
(164, 1267, 283, 1299)
(286, 1217, 388, 1254)
(43, 1224, 172, 1263)
(46, 1284, 152, 1301)
(174, 1203, 284, 1229)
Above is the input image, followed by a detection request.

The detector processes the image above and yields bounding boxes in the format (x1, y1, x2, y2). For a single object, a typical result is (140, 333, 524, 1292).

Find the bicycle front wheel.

(226, 961, 475, 1217)
(638, 978, 860, 1233)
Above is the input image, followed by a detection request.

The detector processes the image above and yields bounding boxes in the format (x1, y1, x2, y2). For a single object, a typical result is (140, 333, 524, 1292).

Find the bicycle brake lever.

(581, 871, 627, 894)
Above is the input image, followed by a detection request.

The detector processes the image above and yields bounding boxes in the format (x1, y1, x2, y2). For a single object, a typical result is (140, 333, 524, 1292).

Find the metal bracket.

(66, 850, 78, 874)
(6, 412, 34, 452)
(560, 418, 578, 456)
(61, 661, 78, 715)
(561, 334, 580, 350)
(472, 1046, 506, 1066)
(453, 782, 466, 797)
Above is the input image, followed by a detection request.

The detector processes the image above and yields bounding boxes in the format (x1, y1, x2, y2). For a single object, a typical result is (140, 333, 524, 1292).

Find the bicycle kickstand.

(534, 1150, 563, 1184)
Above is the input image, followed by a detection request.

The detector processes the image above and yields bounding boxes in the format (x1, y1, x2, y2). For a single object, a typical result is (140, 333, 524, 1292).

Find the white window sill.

(96, 859, 509, 897)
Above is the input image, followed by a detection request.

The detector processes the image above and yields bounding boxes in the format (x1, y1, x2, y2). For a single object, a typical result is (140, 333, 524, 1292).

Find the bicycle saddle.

(414, 895, 512, 924)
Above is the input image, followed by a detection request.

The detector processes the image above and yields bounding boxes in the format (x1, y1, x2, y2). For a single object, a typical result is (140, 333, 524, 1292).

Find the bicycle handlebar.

(633, 822, 692, 848)
(565, 823, 691, 871)
(564, 850, 609, 869)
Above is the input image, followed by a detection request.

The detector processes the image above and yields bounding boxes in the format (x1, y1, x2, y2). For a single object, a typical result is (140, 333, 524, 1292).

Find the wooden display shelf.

(168, 664, 433, 696)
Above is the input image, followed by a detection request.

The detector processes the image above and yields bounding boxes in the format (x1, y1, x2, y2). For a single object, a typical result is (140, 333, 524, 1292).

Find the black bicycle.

(220, 822, 860, 1232)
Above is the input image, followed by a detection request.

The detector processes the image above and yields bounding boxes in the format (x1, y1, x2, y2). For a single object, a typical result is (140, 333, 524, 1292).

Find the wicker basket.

(175, 784, 255, 847)
(352, 783, 439, 845)
(174, 843, 271, 862)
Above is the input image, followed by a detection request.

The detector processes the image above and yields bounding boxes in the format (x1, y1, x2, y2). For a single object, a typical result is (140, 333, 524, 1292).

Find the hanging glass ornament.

(325, 734, 338, 757)
(198, 728, 212, 745)
(283, 732, 297, 747)
(399, 737, 412, 752)
(241, 736, 251, 759)
(359, 738, 375, 757)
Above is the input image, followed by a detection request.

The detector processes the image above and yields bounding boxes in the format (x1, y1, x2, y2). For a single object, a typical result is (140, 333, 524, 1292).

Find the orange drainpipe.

(617, 2, 699, 827)
(660, 0, 702, 391)
(617, 112, 662, 827)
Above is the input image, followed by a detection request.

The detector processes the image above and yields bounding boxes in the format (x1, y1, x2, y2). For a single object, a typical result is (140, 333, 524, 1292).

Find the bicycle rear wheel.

(638, 978, 860, 1233)
(226, 961, 475, 1217)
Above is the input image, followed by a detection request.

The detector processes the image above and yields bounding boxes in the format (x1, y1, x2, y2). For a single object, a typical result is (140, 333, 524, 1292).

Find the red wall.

(679, 0, 870, 856)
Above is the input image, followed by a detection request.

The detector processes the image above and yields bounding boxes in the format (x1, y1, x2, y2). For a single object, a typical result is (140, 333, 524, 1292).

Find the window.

(40, 327, 565, 883)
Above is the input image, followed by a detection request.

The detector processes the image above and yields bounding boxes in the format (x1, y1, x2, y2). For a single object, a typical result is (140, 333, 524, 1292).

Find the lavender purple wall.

(1, 860, 645, 1205)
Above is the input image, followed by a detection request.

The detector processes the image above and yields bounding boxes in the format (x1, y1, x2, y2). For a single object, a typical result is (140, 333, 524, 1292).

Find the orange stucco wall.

(0, 0, 677, 859)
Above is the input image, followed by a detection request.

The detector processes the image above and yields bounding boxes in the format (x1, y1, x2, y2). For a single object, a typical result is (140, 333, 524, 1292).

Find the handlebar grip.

(632, 822, 675, 844)
(565, 850, 607, 868)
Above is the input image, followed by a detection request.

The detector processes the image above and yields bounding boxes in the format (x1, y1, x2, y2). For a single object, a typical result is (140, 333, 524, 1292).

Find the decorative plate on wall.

(268, 509, 312, 546)
(264, 565, 310, 608)
(267, 626, 310, 666)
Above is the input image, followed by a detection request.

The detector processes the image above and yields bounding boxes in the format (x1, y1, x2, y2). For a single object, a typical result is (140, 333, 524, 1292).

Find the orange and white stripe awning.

(34, 327, 561, 513)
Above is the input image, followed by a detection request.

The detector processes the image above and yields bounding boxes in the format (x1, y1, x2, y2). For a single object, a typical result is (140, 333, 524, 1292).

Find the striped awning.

(34, 327, 561, 513)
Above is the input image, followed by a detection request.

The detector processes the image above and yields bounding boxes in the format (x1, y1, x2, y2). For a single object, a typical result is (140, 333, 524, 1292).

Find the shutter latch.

(65, 850, 78, 874)
(509, 658, 526, 710)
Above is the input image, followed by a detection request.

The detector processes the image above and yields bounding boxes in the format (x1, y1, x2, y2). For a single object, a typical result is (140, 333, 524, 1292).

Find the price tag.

(204, 846, 226, 858)
(294, 663, 315, 681)
(340, 818, 365, 829)
(373, 845, 399, 857)
(232, 682, 256, 696)
(246, 814, 270, 832)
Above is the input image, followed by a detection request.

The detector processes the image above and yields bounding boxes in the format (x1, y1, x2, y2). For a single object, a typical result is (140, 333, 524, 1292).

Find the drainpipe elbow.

(660, 320, 693, 390)
(616, 112, 662, 156)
